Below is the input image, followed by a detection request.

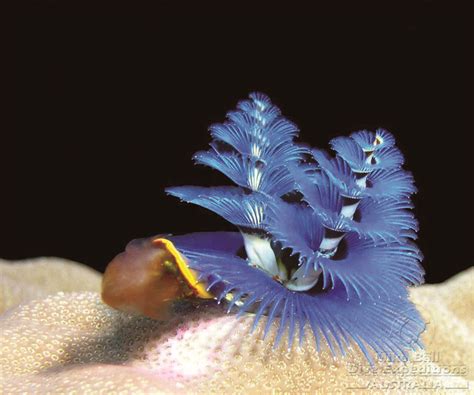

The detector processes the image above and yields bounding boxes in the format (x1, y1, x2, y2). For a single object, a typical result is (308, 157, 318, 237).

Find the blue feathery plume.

(165, 92, 424, 362)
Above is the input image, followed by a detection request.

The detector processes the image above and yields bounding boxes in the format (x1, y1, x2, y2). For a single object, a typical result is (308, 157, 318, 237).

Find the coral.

(0, 257, 101, 313)
(0, 258, 472, 394)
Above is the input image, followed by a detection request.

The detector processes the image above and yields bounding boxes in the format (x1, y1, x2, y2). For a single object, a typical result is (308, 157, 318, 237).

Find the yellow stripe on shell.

(153, 238, 214, 299)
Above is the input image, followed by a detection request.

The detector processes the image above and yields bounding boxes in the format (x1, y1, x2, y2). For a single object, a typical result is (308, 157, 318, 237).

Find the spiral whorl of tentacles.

(166, 92, 424, 363)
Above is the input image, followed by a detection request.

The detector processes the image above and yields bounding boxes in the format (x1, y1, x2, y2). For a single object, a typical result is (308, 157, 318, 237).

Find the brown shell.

(101, 236, 192, 320)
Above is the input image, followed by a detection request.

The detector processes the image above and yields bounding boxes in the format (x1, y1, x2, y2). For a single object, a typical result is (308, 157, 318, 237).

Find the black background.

(11, 2, 473, 283)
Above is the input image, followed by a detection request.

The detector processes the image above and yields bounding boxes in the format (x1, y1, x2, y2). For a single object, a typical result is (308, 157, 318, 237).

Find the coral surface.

(0, 258, 472, 394)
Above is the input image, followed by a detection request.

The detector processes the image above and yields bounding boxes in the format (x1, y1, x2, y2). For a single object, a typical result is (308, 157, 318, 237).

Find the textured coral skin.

(0, 260, 472, 394)
(0, 257, 101, 314)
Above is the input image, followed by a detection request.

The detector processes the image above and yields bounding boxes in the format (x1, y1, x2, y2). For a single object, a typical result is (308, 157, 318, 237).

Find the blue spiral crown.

(166, 92, 424, 363)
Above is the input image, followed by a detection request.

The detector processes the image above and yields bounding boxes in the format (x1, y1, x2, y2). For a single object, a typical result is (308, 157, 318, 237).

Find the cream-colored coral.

(410, 269, 474, 381)
(0, 257, 101, 314)
(0, 259, 472, 394)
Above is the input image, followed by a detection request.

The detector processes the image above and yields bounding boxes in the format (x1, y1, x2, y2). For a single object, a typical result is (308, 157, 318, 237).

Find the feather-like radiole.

(102, 92, 425, 362)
